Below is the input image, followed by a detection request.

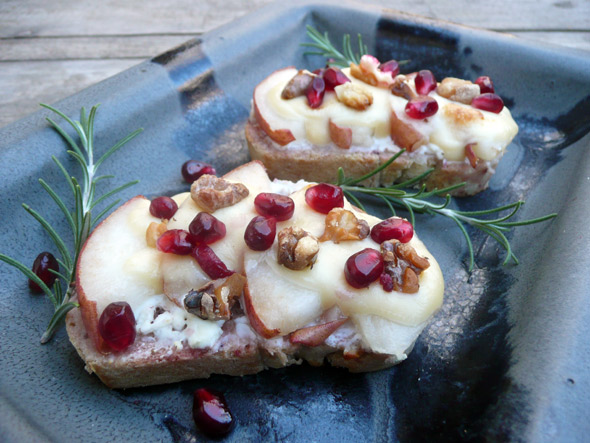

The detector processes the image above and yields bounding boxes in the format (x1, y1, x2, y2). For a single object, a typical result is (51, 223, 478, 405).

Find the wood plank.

(1, 0, 588, 39)
(0, 36, 193, 61)
(0, 60, 139, 128)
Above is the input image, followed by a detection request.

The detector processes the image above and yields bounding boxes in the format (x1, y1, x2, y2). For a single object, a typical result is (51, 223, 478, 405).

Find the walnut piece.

(184, 273, 246, 321)
(380, 239, 430, 293)
(335, 82, 373, 110)
(190, 175, 249, 212)
(145, 221, 167, 248)
(319, 208, 370, 243)
(350, 62, 378, 87)
(281, 70, 314, 99)
(436, 77, 480, 104)
(277, 227, 319, 271)
(390, 75, 417, 100)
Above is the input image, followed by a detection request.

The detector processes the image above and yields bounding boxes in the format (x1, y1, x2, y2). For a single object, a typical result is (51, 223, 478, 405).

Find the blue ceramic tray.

(1, 1, 590, 441)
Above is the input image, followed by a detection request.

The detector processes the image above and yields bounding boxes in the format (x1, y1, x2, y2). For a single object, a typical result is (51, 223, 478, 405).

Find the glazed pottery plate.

(1, 1, 590, 441)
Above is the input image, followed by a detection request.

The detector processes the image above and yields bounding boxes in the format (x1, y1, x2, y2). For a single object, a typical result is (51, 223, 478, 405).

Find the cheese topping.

(256, 68, 518, 162)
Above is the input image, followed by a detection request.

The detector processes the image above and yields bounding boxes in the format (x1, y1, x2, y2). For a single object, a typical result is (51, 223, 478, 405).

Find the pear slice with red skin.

(253, 67, 296, 146)
(289, 318, 348, 346)
(329, 120, 352, 149)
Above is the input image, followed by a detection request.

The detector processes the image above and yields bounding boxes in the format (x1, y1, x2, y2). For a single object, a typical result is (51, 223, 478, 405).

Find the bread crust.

(246, 118, 498, 196)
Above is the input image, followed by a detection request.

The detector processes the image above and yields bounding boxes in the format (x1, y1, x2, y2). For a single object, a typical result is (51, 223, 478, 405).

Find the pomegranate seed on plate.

(244, 216, 276, 251)
(181, 160, 216, 184)
(475, 76, 495, 94)
(191, 245, 233, 279)
(323, 67, 350, 91)
(189, 212, 226, 244)
(405, 96, 439, 119)
(305, 183, 344, 214)
(156, 229, 196, 255)
(29, 251, 59, 293)
(149, 196, 178, 219)
(307, 76, 326, 108)
(344, 248, 384, 289)
(379, 59, 400, 77)
(254, 193, 295, 221)
(414, 70, 437, 95)
(471, 93, 504, 113)
(98, 302, 136, 352)
(193, 388, 235, 438)
(370, 218, 414, 244)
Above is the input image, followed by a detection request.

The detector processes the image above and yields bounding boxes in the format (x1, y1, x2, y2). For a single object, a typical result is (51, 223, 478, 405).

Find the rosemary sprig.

(335, 152, 557, 271)
(301, 25, 368, 67)
(0, 104, 142, 343)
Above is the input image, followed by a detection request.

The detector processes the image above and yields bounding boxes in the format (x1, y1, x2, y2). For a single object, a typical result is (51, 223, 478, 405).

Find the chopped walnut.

(145, 221, 168, 248)
(184, 273, 246, 321)
(436, 77, 480, 104)
(277, 227, 319, 271)
(190, 175, 249, 212)
(350, 62, 378, 87)
(319, 208, 370, 243)
(335, 82, 373, 110)
(390, 75, 417, 100)
(281, 70, 315, 99)
(380, 239, 429, 293)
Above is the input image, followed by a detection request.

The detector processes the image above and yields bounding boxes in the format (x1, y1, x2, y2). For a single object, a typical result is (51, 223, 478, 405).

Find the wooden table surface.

(1, 0, 589, 129)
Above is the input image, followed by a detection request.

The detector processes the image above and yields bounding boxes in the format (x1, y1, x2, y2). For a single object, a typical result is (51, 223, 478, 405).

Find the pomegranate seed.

(193, 388, 234, 438)
(312, 68, 324, 76)
(189, 212, 226, 244)
(181, 160, 216, 184)
(98, 302, 136, 352)
(305, 183, 344, 214)
(244, 216, 276, 251)
(149, 196, 178, 219)
(323, 67, 350, 92)
(370, 218, 414, 243)
(156, 229, 195, 255)
(475, 76, 494, 94)
(191, 245, 233, 279)
(307, 76, 326, 108)
(379, 59, 400, 77)
(405, 96, 439, 119)
(29, 252, 59, 293)
(254, 193, 295, 221)
(471, 93, 504, 113)
(344, 248, 384, 289)
(380, 273, 394, 292)
(415, 70, 437, 95)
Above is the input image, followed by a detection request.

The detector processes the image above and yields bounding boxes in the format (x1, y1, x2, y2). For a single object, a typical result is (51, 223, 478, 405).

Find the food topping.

(189, 212, 227, 244)
(307, 76, 326, 108)
(181, 160, 216, 184)
(319, 208, 369, 243)
(305, 183, 344, 214)
(344, 248, 384, 289)
(244, 215, 276, 251)
(98, 301, 136, 352)
(191, 244, 234, 279)
(277, 227, 319, 270)
(193, 388, 235, 438)
(378, 59, 400, 78)
(29, 251, 59, 293)
(281, 69, 315, 99)
(334, 82, 373, 110)
(350, 55, 395, 88)
(149, 196, 178, 219)
(390, 75, 416, 100)
(471, 93, 504, 114)
(190, 175, 249, 212)
(465, 143, 479, 168)
(329, 120, 353, 149)
(323, 67, 351, 91)
(157, 229, 196, 255)
(146, 221, 168, 248)
(390, 110, 426, 151)
(370, 217, 413, 244)
(405, 95, 439, 119)
(414, 70, 437, 96)
(289, 318, 348, 346)
(184, 273, 245, 321)
(436, 77, 480, 104)
(380, 239, 430, 293)
(475, 75, 495, 94)
(254, 192, 295, 221)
